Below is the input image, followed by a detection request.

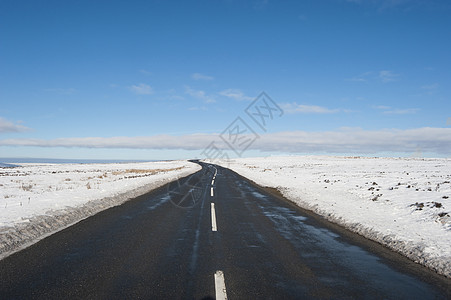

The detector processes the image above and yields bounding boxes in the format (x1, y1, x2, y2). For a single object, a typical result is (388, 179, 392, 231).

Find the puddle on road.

(247, 185, 446, 299)
(251, 191, 267, 199)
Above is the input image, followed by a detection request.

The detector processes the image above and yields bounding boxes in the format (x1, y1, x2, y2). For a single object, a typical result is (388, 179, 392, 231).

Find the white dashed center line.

(211, 187, 214, 197)
(211, 179, 215, 185)
(214, 270, 228, 300)
(211, 203, 217, 232)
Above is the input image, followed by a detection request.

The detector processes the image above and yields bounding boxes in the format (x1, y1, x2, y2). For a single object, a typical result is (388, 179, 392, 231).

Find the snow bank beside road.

(0, 160, 201, 258)
(212, 156, 451, 278)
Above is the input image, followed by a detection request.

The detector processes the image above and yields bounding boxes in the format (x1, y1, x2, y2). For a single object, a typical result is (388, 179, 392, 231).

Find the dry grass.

(21, 183, 34, 192)
(111, 167, 184, 176)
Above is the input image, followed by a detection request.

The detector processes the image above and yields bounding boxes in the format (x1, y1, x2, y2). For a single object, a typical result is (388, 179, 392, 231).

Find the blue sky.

(1, 0, 450, 160)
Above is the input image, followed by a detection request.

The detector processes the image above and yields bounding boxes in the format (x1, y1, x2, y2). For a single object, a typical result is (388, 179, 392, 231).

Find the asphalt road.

(1, 162, 450, 299)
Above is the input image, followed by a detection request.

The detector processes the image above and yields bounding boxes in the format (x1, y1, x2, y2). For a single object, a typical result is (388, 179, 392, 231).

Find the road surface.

(1, 162, 450, 299)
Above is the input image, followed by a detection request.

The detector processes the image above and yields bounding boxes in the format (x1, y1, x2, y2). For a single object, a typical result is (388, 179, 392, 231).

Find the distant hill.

(0, 163, 19, 168)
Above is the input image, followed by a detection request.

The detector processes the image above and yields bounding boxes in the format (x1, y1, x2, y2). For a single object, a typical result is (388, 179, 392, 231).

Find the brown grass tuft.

(111, 167, 184, 176)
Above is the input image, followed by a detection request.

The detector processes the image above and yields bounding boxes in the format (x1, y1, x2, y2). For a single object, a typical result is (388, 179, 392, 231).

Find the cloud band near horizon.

(1, 127, 450, 156)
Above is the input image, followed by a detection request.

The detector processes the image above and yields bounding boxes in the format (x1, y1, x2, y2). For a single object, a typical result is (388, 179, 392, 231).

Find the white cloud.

(347, 77, 367, 82)
(191, 73, 214, 81)
(372, 105, 392, 110)
(129, 83, 153, 95)
(373, 105, 418, 114)
(281, 103, 342, 114)
(0, 135, 214, 150)
(347, 70, 400, 83)
(188, 106, 208, 111)
(219, 89, 253, 101)
(185, 86, 216, 103)
(383, 108, 419, 114)
(2, 128, 449, 155)
(0, 117, 30, 133)
(379, 70, 399, 82)
(255, 128, 451, 155)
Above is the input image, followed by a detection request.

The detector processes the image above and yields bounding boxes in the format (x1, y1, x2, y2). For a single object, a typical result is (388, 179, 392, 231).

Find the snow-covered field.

(0, 160, 201, 258)
(211, 156, 451, 278)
